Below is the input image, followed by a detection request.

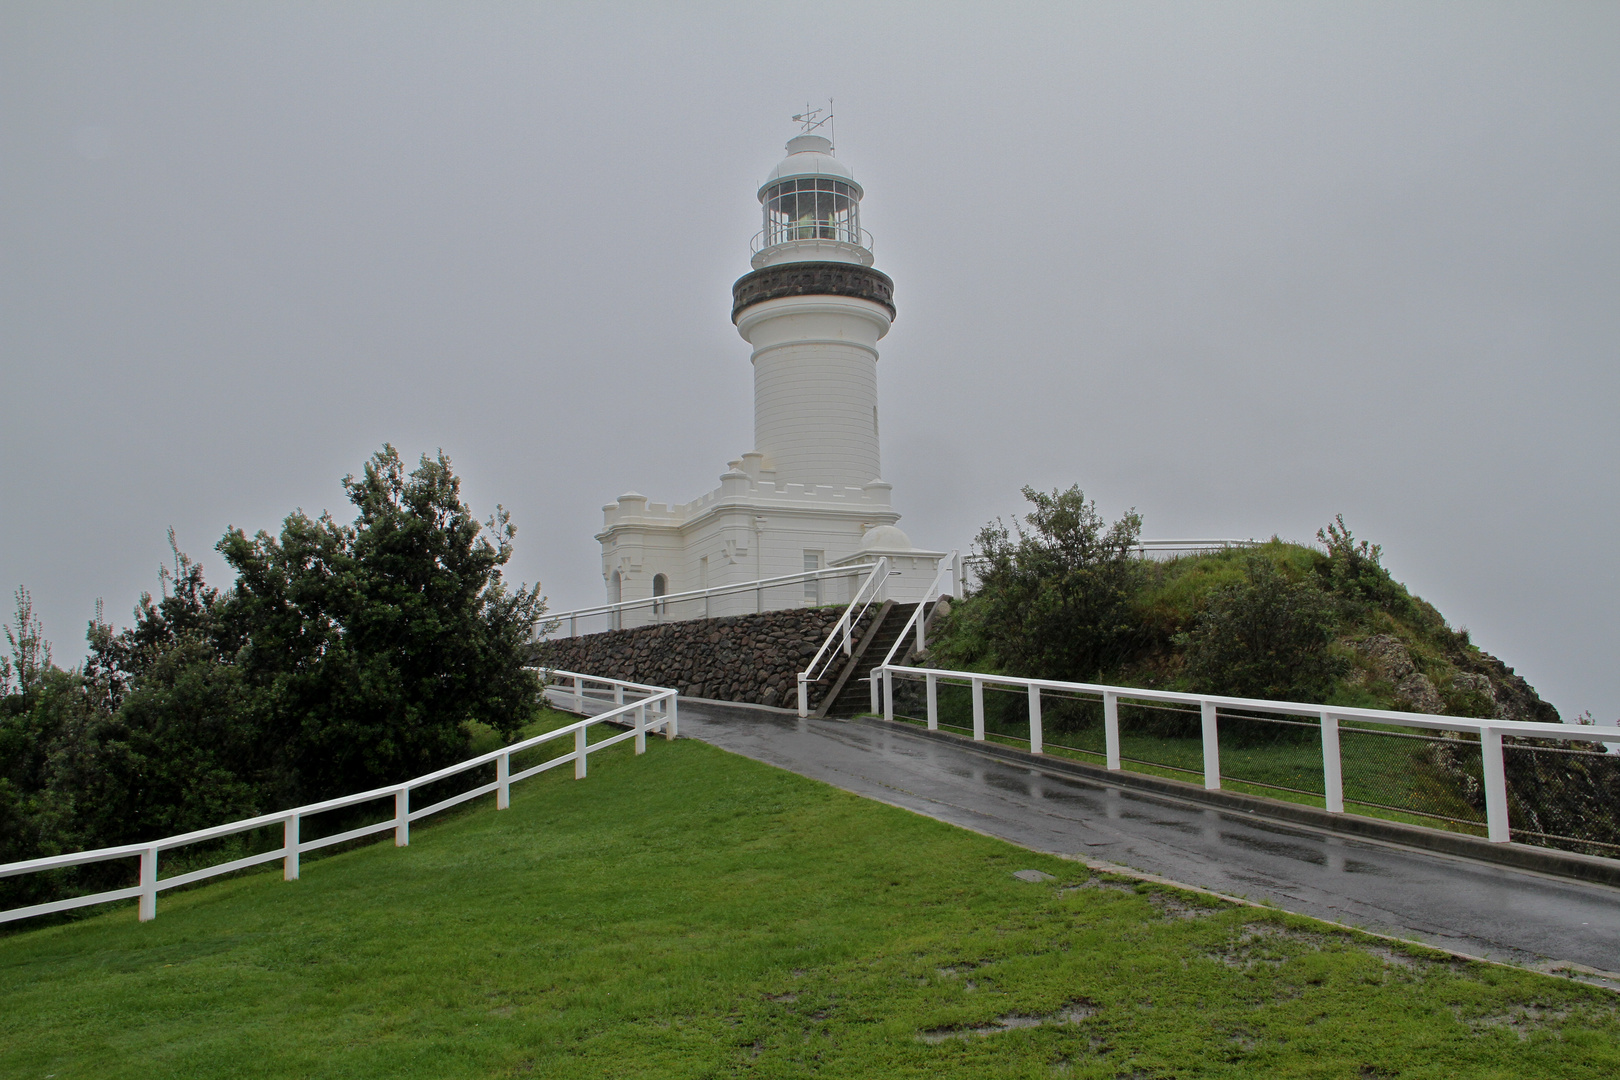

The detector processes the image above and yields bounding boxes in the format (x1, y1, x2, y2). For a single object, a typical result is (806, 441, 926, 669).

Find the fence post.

(870, 670, 880, 715)
(139, 846, 159, 922)
(1481, 726, 1510, 843)
(916, 611, 926, 652)
(666, 694, 679, 739)
(1200, 701, 1221, 790)
(972, 679, 985, 741)
(1028, 684, 1043, 754)
(572, 675, 581, 712)
(283, 815, 301, 880)
(1320, 712, 1343, 813)
(797, 674, 809, 718)
(575, 726, 588, 779)
(496, 752, 511, 810)
(756, 585, 762, 614)
(1103, 692, 1121, 770)
(925, 672, 938, 731)
(395, 788, 410, 846)
(614, 682, 624, 707)
(883, 668, 894, 723)
(635, 702, 647, 755)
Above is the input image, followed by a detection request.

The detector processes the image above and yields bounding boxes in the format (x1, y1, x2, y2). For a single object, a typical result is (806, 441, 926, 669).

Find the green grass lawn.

(1, 730, 1614, 1079)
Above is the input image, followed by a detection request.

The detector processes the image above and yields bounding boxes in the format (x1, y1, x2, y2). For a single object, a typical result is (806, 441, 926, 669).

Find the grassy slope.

(936, 540, 1548, 719)
(1126, 541, 1539, 717)
(1, 734, 1615, 1079)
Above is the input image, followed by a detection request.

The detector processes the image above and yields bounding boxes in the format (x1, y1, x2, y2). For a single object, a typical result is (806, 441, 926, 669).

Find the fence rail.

(874, 663, 1620, 852)
(545, 565, 871, 637)
(0, 670, 676, 927)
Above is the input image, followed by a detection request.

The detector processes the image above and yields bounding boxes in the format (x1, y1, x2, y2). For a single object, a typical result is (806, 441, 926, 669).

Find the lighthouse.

(597, 126, 943, 617)
(737, 132, 891, 489)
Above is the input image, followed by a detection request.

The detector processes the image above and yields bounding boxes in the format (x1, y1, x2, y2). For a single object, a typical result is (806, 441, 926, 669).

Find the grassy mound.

(939, 535, 1556, 722)
(2, 731, 1614, 1078)
(1128, 540, 1555, 721)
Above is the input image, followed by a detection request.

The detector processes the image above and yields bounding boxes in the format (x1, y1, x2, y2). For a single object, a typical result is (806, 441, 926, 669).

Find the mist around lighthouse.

(3, 6, 1619, 1078)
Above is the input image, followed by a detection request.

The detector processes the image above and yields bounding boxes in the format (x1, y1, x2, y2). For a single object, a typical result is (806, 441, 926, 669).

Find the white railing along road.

(873, 663, 1620, 847)
(0, 670, 676, 927)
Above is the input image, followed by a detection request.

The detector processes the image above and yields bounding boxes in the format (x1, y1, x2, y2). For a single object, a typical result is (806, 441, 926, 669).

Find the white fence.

(872, 663, 1620, 847)
(544, 565, 872, 637)
(0, 670, 675, 927)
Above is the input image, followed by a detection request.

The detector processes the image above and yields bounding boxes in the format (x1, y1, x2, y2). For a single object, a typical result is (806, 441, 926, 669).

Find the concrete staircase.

(815, 602, 921, 717)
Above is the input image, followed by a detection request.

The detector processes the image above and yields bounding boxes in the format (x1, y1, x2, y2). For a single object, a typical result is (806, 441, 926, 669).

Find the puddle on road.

(1219, 831, 1327, 866)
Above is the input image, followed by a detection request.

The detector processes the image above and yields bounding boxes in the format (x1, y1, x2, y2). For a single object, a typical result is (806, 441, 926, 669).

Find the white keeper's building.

(596, 132, 944, 617)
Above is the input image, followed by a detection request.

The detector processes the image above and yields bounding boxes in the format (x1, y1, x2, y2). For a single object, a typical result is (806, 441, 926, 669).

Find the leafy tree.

(961, 486, 1143, 681)
(1178, 554, 1341, 702)
(218, 445, 548, 802)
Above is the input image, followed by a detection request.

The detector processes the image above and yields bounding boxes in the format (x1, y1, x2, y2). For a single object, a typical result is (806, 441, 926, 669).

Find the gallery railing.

(872, 663, 1620, 857)
(0, 670, 676, 927)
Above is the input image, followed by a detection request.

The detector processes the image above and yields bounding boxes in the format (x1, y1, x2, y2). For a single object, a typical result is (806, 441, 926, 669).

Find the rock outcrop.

(1352, 633, 1559, 722)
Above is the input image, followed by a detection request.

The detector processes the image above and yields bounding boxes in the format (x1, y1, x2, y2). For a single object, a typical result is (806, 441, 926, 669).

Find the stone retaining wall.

(535, 606, 848, 710)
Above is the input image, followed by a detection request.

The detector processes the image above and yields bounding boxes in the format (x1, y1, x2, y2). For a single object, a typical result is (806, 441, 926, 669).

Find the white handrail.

(0, 669, 677, 926)
(795, 558, 889, 716)
(875, 662, 1620, 847)
(876, 550, 960, 672)
(546, 565, 868, 636)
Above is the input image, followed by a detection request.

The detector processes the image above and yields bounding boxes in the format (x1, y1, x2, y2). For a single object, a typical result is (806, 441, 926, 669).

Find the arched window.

(652, 573, 667, 616)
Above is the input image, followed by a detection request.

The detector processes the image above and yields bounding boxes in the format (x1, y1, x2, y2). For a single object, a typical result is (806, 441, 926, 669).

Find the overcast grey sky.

(3, 3, 1616, 720)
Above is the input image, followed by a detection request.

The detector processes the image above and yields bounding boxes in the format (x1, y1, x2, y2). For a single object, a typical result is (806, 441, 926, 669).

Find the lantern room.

(752, 134, 873, 268)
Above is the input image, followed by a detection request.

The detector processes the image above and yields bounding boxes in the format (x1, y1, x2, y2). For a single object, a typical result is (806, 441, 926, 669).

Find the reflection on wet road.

(677, 702, 1620, 972)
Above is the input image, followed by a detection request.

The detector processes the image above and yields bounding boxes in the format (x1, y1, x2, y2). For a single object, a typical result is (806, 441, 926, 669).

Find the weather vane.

(792, 99, 834, 141)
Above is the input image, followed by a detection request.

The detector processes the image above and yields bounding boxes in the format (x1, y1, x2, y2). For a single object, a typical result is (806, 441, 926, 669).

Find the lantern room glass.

(761, 177, 862, 248)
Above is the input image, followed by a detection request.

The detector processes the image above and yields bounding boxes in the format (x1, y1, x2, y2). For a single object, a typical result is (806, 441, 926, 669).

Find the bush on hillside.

(944, 486, 1143, 682)
(0, 446, 549, 910)
(219, 445, 548, 802)
(1178, 554, 1342, 703)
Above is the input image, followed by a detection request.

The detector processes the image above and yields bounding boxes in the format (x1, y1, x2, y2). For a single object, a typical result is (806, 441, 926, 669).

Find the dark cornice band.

(732, 262, 896, 324)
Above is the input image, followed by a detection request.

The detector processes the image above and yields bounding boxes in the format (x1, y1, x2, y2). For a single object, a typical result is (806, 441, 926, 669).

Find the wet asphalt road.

(673, 701, 1620, 974)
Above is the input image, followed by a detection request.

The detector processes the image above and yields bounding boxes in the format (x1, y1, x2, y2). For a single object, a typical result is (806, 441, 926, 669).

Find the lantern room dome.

(757, 135, 862, 199)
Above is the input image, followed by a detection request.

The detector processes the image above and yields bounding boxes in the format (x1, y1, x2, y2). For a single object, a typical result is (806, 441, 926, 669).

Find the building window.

(652, 573, 667, 616)
(804, 551, 823, 603)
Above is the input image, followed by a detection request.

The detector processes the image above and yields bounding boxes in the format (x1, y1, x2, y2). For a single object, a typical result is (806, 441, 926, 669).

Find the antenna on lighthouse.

(792, 100, 833, 138)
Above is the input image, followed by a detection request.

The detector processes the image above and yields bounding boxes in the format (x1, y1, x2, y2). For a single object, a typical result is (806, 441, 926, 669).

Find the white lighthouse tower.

(596, 125, 943, 617)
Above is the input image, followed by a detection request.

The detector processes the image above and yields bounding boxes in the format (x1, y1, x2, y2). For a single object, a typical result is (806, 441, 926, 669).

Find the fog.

(3, 3, 1615, 720)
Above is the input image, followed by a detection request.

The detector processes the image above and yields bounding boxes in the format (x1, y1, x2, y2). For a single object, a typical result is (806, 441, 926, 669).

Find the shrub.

(961, 486, 1143, 682)
(1178, 554, 1341, 702)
